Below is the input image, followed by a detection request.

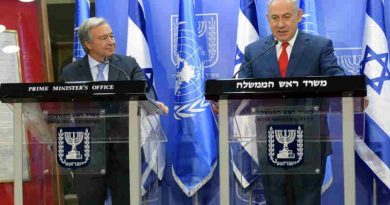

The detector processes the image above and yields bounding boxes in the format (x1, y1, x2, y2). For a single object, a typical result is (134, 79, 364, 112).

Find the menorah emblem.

(267, 125, 304, 168)
(57, 127, 91, 168)
(275, 129, 296, 159)
(336, 54, 362, 75)
(65, 131, 84, 160)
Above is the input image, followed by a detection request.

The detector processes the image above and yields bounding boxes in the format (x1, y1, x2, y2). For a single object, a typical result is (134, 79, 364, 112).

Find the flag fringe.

(355, 137, 390, 189)
(172, 161, 217, 197)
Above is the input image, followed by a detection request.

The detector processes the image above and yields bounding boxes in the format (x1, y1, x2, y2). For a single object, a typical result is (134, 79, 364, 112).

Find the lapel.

(262, 36, 280, 77)
(107, 55, 122, 81)
(286, 30, 310, 77)
(77, 56, 94, 81)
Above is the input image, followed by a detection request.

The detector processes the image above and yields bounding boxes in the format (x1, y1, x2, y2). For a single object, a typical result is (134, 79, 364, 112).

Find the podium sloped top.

(0, 80, 147, 103)
(205, 75, 366, 100)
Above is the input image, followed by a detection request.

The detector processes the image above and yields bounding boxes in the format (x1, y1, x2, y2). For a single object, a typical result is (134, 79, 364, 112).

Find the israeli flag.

(127, 0, 165, 195)
(172, 0, 217, 197)
(233, 0, 259, 78)
(72, 0, 90, 61)
(127, 0, 155, 94)
(231, 0, 260, 189)
(357, 0, 390, 189)
(298, 0, 334, 194)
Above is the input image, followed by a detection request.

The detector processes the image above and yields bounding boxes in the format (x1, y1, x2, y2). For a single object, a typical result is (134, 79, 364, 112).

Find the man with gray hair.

(238, 0, 344, 204)
(61, 17, 168, 205)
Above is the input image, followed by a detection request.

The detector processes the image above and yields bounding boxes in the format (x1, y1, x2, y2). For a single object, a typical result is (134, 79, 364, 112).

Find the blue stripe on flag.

(141, 146, 158, 195)
(240, 0, 259, 34)
(366, 0, 386, 32)
(366, 115, 390, 166)
(129, 0, 147, 35)
(172, 0, 217, 197)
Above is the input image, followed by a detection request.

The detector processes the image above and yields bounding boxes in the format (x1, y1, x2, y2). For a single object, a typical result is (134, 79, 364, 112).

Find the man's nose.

(108, 36, 115, 44)
(277, 19, 285, 27)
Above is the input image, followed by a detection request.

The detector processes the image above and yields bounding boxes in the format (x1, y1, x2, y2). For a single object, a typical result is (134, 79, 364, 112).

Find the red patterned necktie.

(279, 42, 289, 78)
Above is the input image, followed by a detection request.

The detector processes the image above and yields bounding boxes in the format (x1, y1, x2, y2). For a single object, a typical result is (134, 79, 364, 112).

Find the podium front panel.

(227, 97, 365, 204)
(3, 100, 166, 205)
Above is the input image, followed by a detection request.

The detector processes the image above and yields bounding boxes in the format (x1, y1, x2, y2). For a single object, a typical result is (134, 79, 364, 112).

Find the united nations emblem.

(57, 127, 91, 169)
(267, 125, 304, 168)
(171, 13, 219, 68)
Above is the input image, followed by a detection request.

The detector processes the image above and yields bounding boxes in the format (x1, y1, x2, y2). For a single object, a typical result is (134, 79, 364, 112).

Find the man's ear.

(297, 9, 303, 23)
(84, 41, 92, 51)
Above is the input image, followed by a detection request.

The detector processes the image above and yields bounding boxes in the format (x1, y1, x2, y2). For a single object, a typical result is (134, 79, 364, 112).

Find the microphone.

(104, 56, 158, 109)
(232, 40, 278, 78)
(103, 57, 131, 80)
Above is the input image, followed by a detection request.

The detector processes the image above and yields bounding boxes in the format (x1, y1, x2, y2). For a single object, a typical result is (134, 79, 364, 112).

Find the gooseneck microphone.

(103, 57, 131, 80)
(232, 40, 278, 78)
(103, 57, 165, 113)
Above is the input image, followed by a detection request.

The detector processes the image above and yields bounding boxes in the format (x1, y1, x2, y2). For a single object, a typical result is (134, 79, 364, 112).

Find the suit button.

(100, 169, 106, 175)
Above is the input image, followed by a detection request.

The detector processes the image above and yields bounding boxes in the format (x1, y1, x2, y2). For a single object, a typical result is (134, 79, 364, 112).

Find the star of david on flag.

(361, 46, 390, 94)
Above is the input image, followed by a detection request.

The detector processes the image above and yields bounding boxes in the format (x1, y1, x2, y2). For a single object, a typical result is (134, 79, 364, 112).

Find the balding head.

(268, 0, 299, 15)
(267, 0, 302, 42)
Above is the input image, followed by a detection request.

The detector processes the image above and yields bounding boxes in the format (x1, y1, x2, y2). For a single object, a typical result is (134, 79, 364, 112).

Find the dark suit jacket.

(239, 30, 344, 78)
(60, 54, 155, 174)
(238, 30, 345, 172)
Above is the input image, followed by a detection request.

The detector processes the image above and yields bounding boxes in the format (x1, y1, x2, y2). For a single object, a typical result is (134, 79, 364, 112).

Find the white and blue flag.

(73, 0, 90, 61)
(298, 0, 334, 194)
(127, 0, 165, 196)
(233, 0, 259, 78)
(231, 0, 260, 190)
(127, 0, 154, 94)
(172, 0, 217, 197)
(358, 0, 390, 189)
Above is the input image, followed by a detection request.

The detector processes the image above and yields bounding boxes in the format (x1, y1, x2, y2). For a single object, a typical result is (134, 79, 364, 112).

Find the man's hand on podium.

(211, 100, 219, 114)
(364, 97, 369, 110)
(155, 101, 169, 114)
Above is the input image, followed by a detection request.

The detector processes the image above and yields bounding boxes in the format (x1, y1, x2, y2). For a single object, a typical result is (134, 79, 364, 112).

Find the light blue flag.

(298, 0, 334, 194)
(298, 0, 318, 35)
(72, 0, 90, 61)
(172, 0, 217, 197)
(358, 0, 390, 190)
(231, 2, 263, 202)
(127, 0, 165, 196)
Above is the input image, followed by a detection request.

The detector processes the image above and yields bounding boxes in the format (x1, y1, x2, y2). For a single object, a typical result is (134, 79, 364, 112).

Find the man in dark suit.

(238, 0, 344, 204)
(61, 17, 167, 205)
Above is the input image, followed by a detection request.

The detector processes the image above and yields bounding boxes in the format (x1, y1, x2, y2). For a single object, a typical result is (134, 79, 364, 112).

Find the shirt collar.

(88, 55, 101, 68)
(276, 29, 299, 48)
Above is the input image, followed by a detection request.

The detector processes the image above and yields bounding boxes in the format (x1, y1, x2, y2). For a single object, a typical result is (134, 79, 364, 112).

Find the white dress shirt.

(275, 30, 299, 60)
(88, 55, 109, 81)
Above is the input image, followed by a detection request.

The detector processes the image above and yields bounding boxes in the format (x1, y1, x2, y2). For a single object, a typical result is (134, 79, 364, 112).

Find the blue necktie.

(96, 64, 105, 81)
